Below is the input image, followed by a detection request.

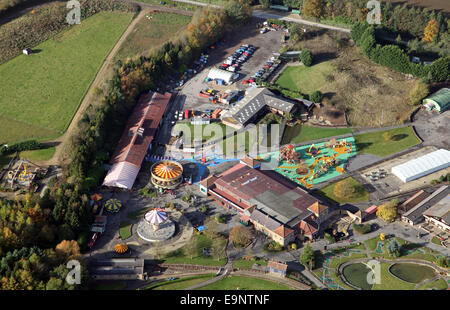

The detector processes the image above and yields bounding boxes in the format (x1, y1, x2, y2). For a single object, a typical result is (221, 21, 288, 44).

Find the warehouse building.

(103, 92, 172, 190)
(221, 87, 298, 129)
(391, 149, 450, 183)
(422, 88, 450, 113)
(199, 156, 328, 246)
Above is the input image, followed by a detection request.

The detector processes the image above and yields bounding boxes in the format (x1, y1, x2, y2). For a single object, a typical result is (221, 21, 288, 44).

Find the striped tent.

(105, 198, 122, 213)
(144, 208, 168, 225)
(152, 162, 182, 180)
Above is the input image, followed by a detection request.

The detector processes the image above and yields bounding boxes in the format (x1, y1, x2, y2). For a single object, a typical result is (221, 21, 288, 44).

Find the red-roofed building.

(200, 156, 326, 246)
(103, 92, 172, 189)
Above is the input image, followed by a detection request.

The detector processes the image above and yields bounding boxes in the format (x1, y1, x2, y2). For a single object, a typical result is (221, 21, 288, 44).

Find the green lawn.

(197, 276, 293, 290)
(329, 253, 368, 269)
(419, 278, 448, 290)
(365, 236, 381, 251)
(317, 177, 370, 204)
(20, 147, 56, 162)
(282, 124, 352, 144)
(274, 62, 334, 94)
(115, 12, 191, 60)
(0, 12, 134, 144)
(146, 274, 215, 290)
(232, 259, 268, 269)
(354, 127, 421, 157)
(431, 236, 443, 246)
(119, 222, 132, 240)
(162, 234, 227, 266)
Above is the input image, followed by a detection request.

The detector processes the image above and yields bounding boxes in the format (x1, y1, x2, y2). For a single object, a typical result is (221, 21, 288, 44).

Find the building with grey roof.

(402, 185, 449, 226)
(423, 186, 450, 232)
(221, 87, 298, 129)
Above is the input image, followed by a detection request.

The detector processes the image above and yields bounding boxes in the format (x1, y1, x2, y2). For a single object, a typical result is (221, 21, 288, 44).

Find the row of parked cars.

(218, 44, 257, 72)
(250, 55, 278, 79)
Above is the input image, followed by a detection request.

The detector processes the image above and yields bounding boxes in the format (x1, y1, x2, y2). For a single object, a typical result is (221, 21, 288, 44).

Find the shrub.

(263, 241, 284, 252)
(324, 232, 335, 243)
(215, 214, 226, 223)
(139, 187, 156, 197)
(409, 80, 430, 106)
(436, 257, 448, 268)
(0, 140, 44, 155)
(300, 48, 313, 66)
(353, 223, 371, 234)
(309, 90, 323, 103)
(383, 132, 393, 141)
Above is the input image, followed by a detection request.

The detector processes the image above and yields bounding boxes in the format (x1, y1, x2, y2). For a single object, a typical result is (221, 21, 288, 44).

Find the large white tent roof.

(102, 162, 140, 190)
(391, 149, 450, 183)
(207, 68, 235, 83)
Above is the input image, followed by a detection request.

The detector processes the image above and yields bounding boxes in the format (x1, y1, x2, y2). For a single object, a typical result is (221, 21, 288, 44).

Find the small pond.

(342, 263, 373, 290)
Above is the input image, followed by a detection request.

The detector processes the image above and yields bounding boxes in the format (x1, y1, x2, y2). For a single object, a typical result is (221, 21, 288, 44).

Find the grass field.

(162, 234, 227, 266)
(419, 278, 448, 290)
(281, 124, 352, 144)
(197, 276, 293, 290)
(232, 259, 268, 269)
(275, 62, 334, 94)
(115, 12, 191, 60)
(317, 177, 370, 204)
(354, 127, 421, 157)
(20, 147, 56, 162)
(0, 12, 134, 144)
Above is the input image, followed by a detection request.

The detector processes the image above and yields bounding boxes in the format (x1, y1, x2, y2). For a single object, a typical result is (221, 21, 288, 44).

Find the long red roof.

(110, 92, 171, 166)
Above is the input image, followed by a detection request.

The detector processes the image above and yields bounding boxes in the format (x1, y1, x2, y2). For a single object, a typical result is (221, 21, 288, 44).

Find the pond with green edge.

(389, 263, 436, 283)
(342, 263, 373, 290)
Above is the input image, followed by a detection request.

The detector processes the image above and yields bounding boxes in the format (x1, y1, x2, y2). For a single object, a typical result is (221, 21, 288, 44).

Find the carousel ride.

(150, 160, 183, 189)
(137, 208, 175, 242)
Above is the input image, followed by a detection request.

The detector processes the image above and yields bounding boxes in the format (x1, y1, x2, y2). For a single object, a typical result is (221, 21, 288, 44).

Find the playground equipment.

(279, 144, 300, 164)
(306, 144, 320, 156)
(380, 233, 385, 241)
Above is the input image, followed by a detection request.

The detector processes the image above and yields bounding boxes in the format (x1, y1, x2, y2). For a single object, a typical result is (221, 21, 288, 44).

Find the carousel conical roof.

(144, 208, 168, 225)
(152, 161, 182, 180)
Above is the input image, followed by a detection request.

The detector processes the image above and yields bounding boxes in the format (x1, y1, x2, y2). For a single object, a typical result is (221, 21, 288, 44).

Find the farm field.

(115, 11, 192, 60)
(274, 61, 334, 94)
(354, 127, 421, 157)
(0, 12, 134, 144)
(381, 0, 450, 13)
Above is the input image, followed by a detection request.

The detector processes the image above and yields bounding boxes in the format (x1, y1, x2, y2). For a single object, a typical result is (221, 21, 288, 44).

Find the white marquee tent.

(207, 68, 236, 84)
(391, 149, 450, 183)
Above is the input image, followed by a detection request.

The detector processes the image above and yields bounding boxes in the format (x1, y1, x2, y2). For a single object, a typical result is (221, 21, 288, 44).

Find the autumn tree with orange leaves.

(422, 19, 439, 43)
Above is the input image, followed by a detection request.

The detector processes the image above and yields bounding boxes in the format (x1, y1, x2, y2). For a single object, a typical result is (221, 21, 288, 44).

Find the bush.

(324, 232, 335, 243)
(0, 140, 44, 155)
(300, 48, 313, 66)
(309, 90, 323, 103)
(383, 132, 393, 141)
(353, 223, 371, 234)
(215, 214, 226, 223)
(409, 80, 430, 106)
(436, 257, 448, 268)
(263, 241, 284, 252)
(139, 187, 157, 197)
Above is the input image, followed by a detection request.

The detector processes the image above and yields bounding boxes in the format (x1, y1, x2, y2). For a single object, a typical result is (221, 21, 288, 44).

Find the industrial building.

(199, 156, 328, 246)
(102, 92, 172, 190)
(401, 185, 449, 226)
(391, 149, 450, 183)
(422, 88, 450, 113)
(220, 87, 298, 129)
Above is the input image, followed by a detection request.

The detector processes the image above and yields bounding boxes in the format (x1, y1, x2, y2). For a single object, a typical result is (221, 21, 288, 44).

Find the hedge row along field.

(0, 11, 134, 144)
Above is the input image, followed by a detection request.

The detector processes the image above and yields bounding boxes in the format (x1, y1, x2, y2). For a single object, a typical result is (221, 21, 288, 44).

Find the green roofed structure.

(422, 88, 450, 113)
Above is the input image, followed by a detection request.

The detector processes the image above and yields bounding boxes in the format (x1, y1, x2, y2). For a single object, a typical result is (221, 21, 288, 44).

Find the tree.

(184, 237, 198, 260)
(302, 0, 324, 19)
(409, 80, 430, 106)
(259, 0, 270, 9)
(55, 240, 81, 261)
(309, 90, 323, 103)
(210, 238, 224, 261)
(376, 200, 397, 222)
(224, 0, 252, 25)
(386, 239, 400, 257)
(300, 48, 313, 66)
(229, 226, 253, 248)
(300, 243, 315, 270)
(422, 19, 439, 43)
(429, 56, 450, 82)
(333, 179, 356, 199)
(324, 232, 335, 243)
